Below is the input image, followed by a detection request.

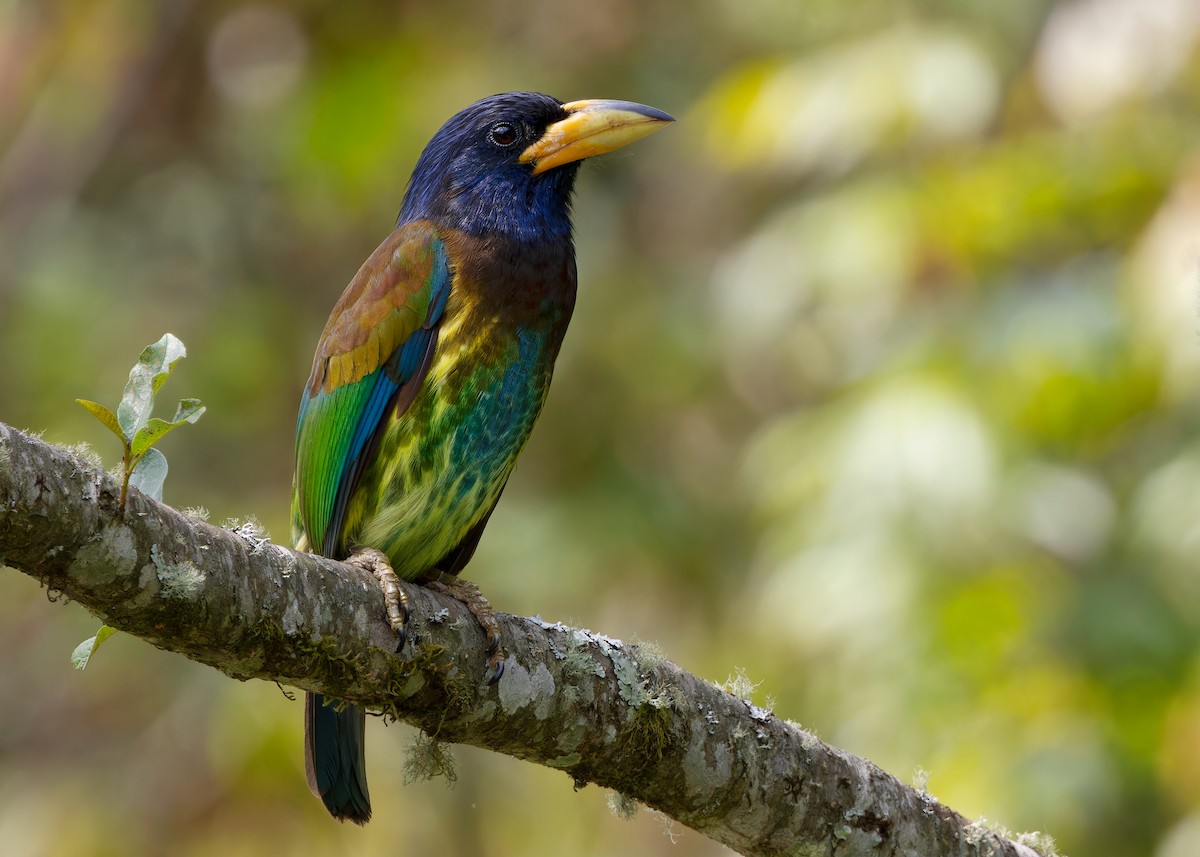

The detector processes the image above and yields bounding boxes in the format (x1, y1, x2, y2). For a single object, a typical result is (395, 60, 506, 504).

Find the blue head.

(397, 92, 674, 244)
(398, 92, 575, 243)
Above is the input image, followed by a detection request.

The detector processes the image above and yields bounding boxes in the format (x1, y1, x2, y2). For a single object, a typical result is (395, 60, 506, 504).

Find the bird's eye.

(488, 122, 520, 147)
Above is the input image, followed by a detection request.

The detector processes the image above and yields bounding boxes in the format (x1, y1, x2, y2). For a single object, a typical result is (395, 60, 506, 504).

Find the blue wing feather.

(322, 370, 399, 556)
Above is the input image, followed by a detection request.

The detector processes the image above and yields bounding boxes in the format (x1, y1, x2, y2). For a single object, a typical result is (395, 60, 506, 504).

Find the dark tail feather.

(305, 692, 372, 824)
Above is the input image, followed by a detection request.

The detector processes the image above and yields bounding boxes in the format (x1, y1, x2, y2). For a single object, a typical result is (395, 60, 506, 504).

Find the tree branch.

(0, 422, 1051, 857)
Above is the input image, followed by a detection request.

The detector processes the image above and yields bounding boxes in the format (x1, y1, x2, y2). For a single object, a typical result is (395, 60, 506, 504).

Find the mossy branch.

(0, 422, 1052, 857)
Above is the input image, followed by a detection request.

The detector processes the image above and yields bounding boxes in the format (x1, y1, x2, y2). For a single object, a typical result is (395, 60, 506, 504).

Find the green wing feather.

(292, 219, 451, 558)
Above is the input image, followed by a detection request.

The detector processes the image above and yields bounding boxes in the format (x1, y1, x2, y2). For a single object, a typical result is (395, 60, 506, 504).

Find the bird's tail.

(304, 692, 372, 824)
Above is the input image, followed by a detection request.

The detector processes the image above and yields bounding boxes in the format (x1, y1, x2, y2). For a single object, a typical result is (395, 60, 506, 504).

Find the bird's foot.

(426, 575, 505, 684)
(345, 548, 408, 652)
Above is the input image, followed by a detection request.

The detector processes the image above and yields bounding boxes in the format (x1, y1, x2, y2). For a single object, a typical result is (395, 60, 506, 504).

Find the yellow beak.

(520, 99, 674, 176)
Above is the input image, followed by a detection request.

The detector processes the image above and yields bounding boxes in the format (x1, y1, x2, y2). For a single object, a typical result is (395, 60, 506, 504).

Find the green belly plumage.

(345, 325, 553, 578)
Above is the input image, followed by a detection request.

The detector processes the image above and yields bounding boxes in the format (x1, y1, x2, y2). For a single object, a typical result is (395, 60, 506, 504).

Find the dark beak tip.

(630, 103, 676, 124)
(583, 99, 674, 124)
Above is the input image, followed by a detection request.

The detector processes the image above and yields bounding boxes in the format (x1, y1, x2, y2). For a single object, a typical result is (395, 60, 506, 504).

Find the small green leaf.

(171, 397, 205, 424)
(116, 334, 188, 438)
(71, 625, 117, 670)
(129, 447, 168, 501)
(76, 399, 127, 443)
(130, 399, 206, 460)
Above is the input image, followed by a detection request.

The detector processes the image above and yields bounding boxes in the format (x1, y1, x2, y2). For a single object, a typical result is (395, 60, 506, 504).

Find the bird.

(290, 91, 673, 824)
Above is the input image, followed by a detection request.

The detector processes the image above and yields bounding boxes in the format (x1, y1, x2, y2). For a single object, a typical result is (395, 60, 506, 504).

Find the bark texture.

(0, 422, 1052, 857)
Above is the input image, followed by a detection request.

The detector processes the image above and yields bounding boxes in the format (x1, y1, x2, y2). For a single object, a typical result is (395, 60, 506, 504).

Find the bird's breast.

(353, 235, 576, 576)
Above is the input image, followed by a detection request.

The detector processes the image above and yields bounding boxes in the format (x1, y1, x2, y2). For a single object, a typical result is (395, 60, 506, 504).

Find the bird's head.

(397, 91, 673, 243)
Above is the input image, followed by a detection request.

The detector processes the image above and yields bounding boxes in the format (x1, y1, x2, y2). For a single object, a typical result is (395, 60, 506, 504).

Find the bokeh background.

(2, 1, 1199, 855)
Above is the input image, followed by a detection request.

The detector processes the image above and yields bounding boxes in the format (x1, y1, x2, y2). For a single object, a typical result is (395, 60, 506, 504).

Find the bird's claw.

(485, 630, 505, 684)
(487, 651, 505, 685)
(427, 576, 506, 683)
(346, 548, 409, 652)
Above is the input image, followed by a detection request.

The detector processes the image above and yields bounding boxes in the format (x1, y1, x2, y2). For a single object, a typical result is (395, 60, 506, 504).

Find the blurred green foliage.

(2, 1, 1200, 855)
